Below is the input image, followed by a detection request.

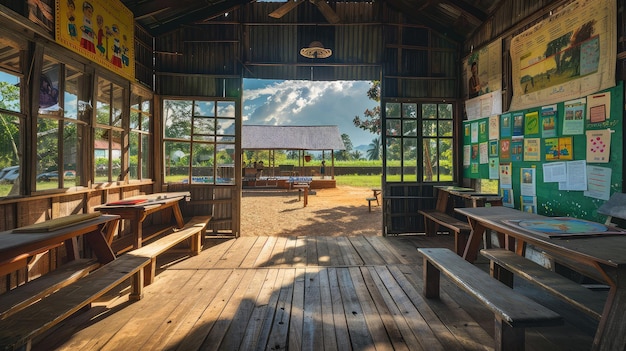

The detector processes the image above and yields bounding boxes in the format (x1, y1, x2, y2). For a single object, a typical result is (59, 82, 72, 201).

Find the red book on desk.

(106, 199, 148, 206)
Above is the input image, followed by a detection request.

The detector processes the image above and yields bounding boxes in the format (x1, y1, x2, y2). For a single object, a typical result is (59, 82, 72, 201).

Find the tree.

(0, 81, 21, 167)
(353, 81, 381, 135)
(334, 133, 353, 161)
(366, 137, 381, 160)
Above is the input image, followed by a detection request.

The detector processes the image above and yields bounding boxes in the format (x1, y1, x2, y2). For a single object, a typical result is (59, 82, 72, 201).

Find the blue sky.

(243, 79, 379, 148)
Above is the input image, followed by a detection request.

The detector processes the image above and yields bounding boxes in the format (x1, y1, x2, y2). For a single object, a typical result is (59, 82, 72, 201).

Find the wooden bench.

(481, 248, 605, 321)
(418, 248, 562, 351)
(0, 258, 100, 321)
(0, 254, 150, 351)
(366, 197, 378, 212)
(130, 215, 211, 285)
(418, 209, 472, 255)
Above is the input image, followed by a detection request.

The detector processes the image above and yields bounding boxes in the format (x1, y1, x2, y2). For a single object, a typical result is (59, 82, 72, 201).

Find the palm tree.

(367, 137, 381, 160)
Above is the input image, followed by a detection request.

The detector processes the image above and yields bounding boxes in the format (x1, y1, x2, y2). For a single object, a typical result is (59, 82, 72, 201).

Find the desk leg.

(64, 237, 80, 261)
(593, 269, 626, 351)
(84, 230, 116, 264)
(172, 203, 185, 229)
(132, 219, 142, 250)
(304, 188, 308, 207)
(462, 219, 486, 263)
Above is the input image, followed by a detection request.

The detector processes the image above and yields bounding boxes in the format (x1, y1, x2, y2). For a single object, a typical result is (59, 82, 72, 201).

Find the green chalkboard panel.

(462, 82, 623, 223)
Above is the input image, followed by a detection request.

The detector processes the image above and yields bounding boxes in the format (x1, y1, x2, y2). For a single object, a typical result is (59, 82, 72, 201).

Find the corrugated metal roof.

(242, 125, 345, 150)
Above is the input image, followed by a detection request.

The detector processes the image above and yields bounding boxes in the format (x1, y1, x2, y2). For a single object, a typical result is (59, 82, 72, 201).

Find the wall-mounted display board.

(463, 82, 623, 223)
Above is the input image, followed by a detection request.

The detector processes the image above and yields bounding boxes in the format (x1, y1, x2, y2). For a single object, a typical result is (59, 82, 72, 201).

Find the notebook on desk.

(106, 199, 148, 206)
(12, 213, 102, 233)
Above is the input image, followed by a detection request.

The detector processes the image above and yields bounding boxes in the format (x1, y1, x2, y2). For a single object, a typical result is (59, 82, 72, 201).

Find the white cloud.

(243, 79, 378, 146)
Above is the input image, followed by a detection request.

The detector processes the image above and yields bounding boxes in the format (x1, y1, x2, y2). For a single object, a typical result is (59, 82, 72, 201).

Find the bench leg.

(368, 200, 372, 212)
(494, 316, 524, 351)
(129, 269, 145, 301)
(489, 261, 514, 288)
(422, 257, 440, 298)
(143, 258, 157, 287)
(190, 231, 203, 255)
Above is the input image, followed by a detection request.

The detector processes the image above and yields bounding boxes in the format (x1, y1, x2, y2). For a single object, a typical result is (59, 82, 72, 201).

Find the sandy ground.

(240, 185, 382, 237)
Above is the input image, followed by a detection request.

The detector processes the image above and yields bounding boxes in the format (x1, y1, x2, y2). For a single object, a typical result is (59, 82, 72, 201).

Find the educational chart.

(509, 0, 616, 111)
(463, 82, 623, 223)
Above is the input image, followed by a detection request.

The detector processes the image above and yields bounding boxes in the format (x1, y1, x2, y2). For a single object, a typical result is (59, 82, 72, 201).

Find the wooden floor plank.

(348, 266, 394, 351)
(173, 239, 236, 269)
(302, 267, 324, 350)
(239, 268, 283, 351)
(336, 267, 375, 349)
(264, 268, 296, 351)
(292, 237, 308, 267)
(252, 236, 279, 267)
(305, 237, 319, 266)
(172, 269, 251, 351)
(372, 265, 447, 351)
(327, 267, 352, 351)
(363, 266, 423, 351)
(239, 236, 269, 268)
(325, 236, 345, 266)
(30, 235, 597, 351)
(316, 236, 332, 266)
(288, 268, 306, 350)
(350, 236, 386, 266)
(318, 268, 338, 351)
(140, 269, 233, 351)
(336, 237, 363, 266)
(216, 269, 270, 351)
(213, 237, 259, 268)
(365, 236, 411, 265)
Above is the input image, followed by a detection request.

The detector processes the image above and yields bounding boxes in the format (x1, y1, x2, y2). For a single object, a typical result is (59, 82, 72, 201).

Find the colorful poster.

(584, 165, 612, 200)
(509, 0, 616, 111)
(479, 142, 488, 164)
(512, 112, 524, 136)
(488, 140, 499, 157)
(544, 138, 560, 161)
(499, 163, 512, 188)
(499, 138, 511, 160)
(463, 40, 502, 100)
(520, 167, 537, 196)
(500, 113, 512, 137)
(489, 157, 499, 179)
(471, 122, 478, 143)
(587, 92, 610, 123)
(521, 196, 538, 213)
(524, 111, 540, 135)
(523, 138, 541, 161)
(489, 115, 499, 140)
(563, 98, 586, 135)
(55, 0, 135, 81)
(501, 188, 514, 208)
(511, 138, 524, 162)
(478, 119, 488, 142)
(586, 129, 611, 163)
(541, 104, 558, 138)
(559, 136, 574, 160)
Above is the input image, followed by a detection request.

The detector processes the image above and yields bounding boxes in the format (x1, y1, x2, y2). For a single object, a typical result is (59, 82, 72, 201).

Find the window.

(36, 56, 87, 191)
(94, 77, 124, 183)
(383, 101, 454, 182)
(129, 90, 151, 180)
(163, 99, 236, 185)
(0, 43, 23, 197)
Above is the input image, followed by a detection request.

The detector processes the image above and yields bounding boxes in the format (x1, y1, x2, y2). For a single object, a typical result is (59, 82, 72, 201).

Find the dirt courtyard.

(240, 186, 383, 237)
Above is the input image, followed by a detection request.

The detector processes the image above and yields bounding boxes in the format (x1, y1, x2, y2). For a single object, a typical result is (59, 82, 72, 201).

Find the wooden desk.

(0, 214, 119, 276)
(434, 186, 501, 213)
(95, 192, 190, 252)
(455, 206, 626, 351)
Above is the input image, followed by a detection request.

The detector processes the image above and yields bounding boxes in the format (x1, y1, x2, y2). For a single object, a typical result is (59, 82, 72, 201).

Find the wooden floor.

(35, 235, 599, 351)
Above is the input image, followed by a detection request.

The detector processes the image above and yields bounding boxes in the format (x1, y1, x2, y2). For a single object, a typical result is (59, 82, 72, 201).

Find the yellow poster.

(509, 0, 616, 111)
(55, 0, 135, 81)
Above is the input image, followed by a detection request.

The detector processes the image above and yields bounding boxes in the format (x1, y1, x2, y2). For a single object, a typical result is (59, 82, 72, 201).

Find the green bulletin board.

(463, 82, 623, 223)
